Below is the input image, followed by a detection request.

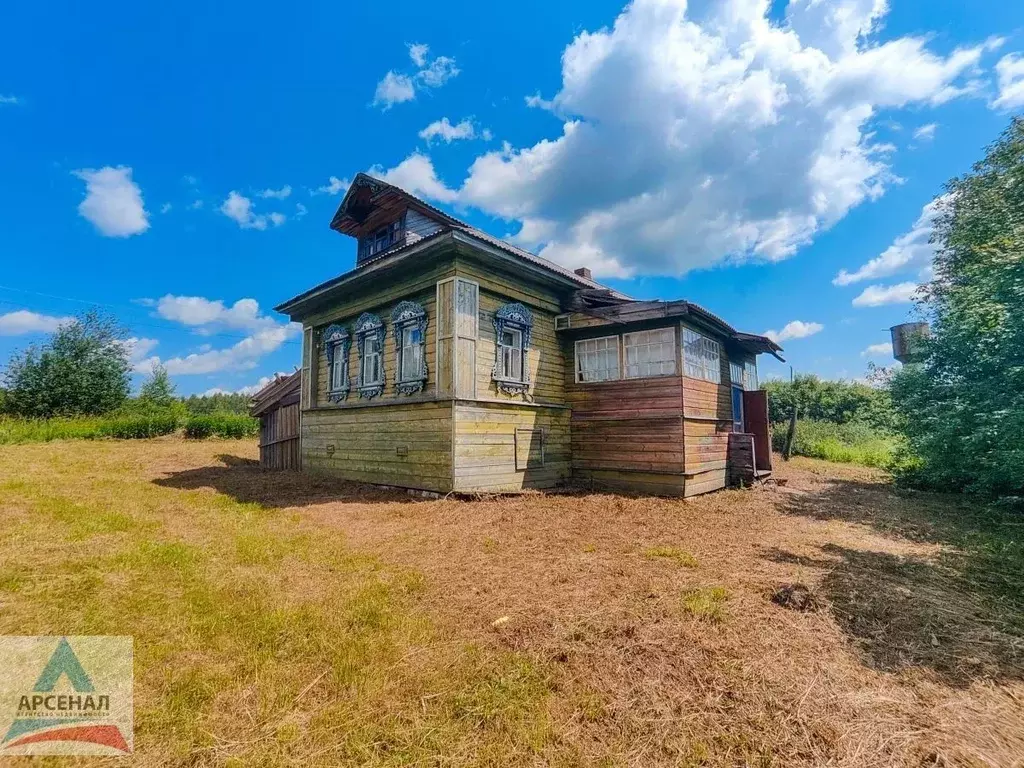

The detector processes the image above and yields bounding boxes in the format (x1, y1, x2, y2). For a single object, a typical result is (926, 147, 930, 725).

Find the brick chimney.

(574, 267, 592, 280)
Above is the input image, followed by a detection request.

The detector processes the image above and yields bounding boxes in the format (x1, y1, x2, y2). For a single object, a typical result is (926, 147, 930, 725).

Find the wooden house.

(273, 174, 783, 496)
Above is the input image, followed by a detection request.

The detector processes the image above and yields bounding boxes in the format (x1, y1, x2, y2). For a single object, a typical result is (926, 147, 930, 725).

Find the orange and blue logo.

(0, 636, 132, 756)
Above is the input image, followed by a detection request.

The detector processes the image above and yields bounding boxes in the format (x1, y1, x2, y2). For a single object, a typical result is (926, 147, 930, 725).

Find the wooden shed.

(250, 371, 302, 470)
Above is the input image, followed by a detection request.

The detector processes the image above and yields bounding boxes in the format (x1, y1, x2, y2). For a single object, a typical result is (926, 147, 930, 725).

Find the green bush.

(762, 374, 896, 431)
(184, 414, 258, 440)
(772, 420, 896, 468)
(98, 415, 179, 440)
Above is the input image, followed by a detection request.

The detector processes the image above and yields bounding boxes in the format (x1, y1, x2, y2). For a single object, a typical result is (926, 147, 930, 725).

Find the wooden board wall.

(681, 333, 736, 496)
(453, 401, 570, 492)
(562, 326, 688, 496)
(302, 401, 453, 493)
(259, 402, 301, 470)
(454, 261, 567, 406)
(307, 260, 456, 407)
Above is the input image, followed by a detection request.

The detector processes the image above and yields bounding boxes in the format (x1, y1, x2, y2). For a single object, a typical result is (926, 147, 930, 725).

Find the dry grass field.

(0, 438, 1022, 766)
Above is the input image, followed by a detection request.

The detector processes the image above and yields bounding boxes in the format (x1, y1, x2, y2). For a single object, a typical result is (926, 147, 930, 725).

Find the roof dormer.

(330, 173, 465, 266)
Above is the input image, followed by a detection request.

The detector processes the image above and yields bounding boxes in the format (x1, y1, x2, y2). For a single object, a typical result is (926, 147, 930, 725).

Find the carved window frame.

(353, 312, 386, 399)
(491, 302, 533, 396)
(322, 324, 351, 402)
(391, 300, 428, 395)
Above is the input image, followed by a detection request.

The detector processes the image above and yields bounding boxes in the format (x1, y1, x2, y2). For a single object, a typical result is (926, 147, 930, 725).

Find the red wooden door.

(743, 390, 772, 471)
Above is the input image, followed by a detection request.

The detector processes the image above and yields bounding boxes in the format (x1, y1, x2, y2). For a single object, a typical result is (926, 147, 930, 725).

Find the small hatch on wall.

(555, 314, 571, 330)
(514, 428, 545, 471)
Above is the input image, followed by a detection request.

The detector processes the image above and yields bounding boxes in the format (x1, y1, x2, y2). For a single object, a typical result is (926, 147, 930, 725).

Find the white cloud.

(189, 199, 203, 210)
(220, 191, 285, 230)
(442, 0, 993, 278)
(202, 372, 290, 397)
(861, 342, 893, 358)
(0, 310, 72, 336)
(913, 123, 937, 142)
(408, 43, 430, 68)
(295, 202, 308, 218)
(118, 336, 159, 363)
(834, 195, 946, 285)
(150, 295, 279, 333)
(852, 281, 919, 307)
(416, 56, 459, 88)
(0, 95, 20, 105)
(762, 320, 824, 343)
(371, 153, 458, 204)
(373, 71, 416, 110)
(137, 326, 299, 376)
(992, 53, 1024, 110)
(160, 202, 172, 214)
(419, 117, 486, 144)
(311, 176, 349, 196)
(373, 48, 459, 109)
(257, 185, 292, 200)
(72, 166, 149, 237)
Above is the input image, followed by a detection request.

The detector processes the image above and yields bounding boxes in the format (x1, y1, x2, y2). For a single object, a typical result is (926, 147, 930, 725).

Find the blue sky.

(1, 0, 1022, 394)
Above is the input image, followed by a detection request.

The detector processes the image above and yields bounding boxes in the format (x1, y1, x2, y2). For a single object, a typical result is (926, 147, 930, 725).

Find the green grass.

(644, 546, 699, 568)
(681, 586, 730, 622)
(772, 419, 896, 468)
(0, 413, 257, 444)
(0, 443, 555, 765)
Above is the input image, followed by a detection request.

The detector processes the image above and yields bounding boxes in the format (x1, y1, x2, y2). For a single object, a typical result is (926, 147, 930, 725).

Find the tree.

(2, 310, 131, 417)
(139, 364, 177, 408)
(762, 374, 895, 432)
(889, 118, 1024, 495)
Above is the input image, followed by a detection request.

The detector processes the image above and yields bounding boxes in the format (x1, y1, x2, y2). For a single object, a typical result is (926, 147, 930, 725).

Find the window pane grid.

(498, 328, 523, 381)
(575, 336, 620, 382)
(623, 328, 676, 379)
(682, 328, 721, 383)
(330, 342, 346, 390)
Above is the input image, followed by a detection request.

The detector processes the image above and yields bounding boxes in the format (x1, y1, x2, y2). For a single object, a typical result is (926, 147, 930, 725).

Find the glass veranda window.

(682, 327, 721, 383)
(575, 336, 620, 382)
(499, 328, 523, 380)
(623, 328, 676, 378)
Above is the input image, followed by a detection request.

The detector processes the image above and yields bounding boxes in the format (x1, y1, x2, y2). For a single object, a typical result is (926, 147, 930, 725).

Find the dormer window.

(360, 218, 405, 261)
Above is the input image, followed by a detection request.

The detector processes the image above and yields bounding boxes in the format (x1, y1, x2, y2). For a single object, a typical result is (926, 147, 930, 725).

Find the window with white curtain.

(623, 328, 676, 378)
(361, 334, 382, 385)
(575, 336, 621, 382)
(498, 327, 523, 380)
(682, 327, 721, 383)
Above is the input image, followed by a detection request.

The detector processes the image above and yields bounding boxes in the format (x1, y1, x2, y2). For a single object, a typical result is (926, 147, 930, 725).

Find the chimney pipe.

(574, 267, 592, 280)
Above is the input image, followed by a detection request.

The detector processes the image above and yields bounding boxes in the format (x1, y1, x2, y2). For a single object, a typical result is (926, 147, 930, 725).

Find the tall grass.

(772, 419, 896, 468)
(0, 412, 257, 444)
(184, 414, 259, 439)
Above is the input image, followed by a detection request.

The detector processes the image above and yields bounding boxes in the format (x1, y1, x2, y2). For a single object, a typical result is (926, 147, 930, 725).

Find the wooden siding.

(681, 337, 734, 495)
(564, 324, 687, 496)
(453, 402, 570, 492)
(454, 261, 567, 406)
(302, 401, 453, 493)
(405, 208, 444, 244)
(308, 260, 458, 407)
(259, 401, 301, 470)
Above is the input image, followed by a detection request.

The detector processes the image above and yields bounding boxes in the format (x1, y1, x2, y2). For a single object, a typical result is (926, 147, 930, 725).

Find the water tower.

(890, 322, 930, 364)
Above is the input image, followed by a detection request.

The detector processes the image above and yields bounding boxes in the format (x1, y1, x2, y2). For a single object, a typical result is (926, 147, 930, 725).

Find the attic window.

(361, 218, 405, 260)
